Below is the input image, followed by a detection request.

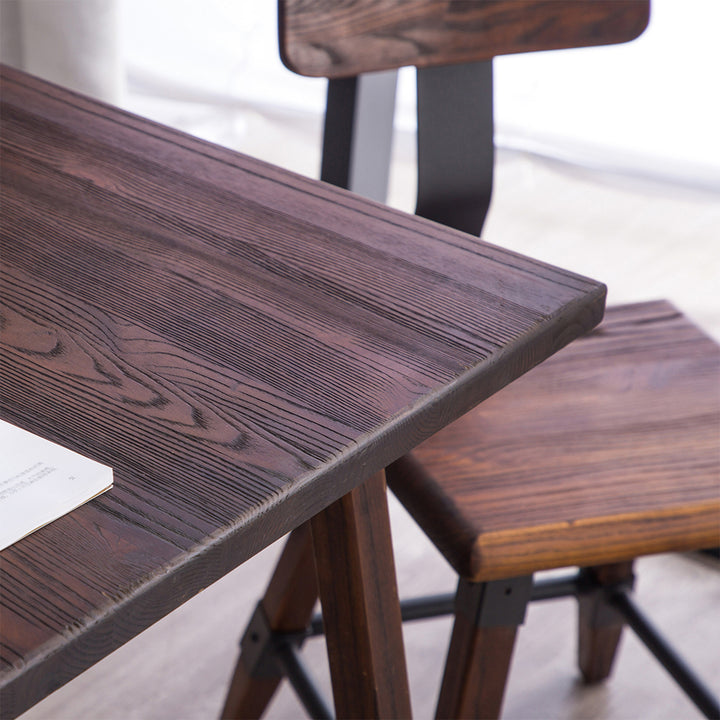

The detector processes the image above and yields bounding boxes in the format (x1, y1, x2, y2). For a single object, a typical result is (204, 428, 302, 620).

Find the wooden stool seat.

(386, 300, 719, 718)
(388, 300, 720, 583)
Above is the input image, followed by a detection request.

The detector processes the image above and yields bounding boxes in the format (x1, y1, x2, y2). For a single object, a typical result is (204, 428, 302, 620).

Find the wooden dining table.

(0, 64, 606, 719)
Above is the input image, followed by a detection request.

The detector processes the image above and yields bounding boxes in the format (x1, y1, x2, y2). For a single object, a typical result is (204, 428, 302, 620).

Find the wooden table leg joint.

(239, 602, 288, 680)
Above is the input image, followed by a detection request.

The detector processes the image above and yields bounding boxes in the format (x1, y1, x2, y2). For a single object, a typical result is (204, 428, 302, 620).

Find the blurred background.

(2, 0, 718, 335)
(3, 0, 719, 188)
(126, 0, 720, 194)
(3, 1, 719, 718)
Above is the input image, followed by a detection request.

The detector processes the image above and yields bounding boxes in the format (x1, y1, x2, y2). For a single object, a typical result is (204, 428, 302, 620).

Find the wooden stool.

(222, 2, 720, 717)
(388, 299, 720, 718)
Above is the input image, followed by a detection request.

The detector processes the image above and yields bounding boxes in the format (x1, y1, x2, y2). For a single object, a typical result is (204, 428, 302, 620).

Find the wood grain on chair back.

(279, 0, 650, 78)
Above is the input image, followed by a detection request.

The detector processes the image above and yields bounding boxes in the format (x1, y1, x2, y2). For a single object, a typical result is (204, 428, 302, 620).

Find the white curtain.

(0, 0, 122, 104)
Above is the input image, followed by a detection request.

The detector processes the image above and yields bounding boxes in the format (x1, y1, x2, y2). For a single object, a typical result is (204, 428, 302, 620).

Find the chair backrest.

(279, 0, 650, 79)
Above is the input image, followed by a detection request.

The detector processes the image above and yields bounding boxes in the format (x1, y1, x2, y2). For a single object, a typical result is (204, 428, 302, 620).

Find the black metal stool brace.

(236, 565, 719, 719)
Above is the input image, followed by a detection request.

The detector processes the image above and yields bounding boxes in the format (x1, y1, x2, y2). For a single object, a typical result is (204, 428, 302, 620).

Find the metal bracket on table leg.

(573, 568, 718, 719)
(380, 571, 719, 718)
(239, 602, 287, 679)
(239, 603, 333, 719)
(576, 566, 636, 627)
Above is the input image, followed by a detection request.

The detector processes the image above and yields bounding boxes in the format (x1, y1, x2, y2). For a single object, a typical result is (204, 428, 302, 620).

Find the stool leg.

(436, 576, 533, 720)
(220, 523, 319, 719)
(577, 561, 635, 683)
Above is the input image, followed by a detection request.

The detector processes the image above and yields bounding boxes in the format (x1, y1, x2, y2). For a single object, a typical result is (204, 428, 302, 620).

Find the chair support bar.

(609, 589, 720, 719)
(309, 592, 456, 636)
(252, 570, 718, 718)
(274, 639, 334, 720)
(321, 72, 397, 202)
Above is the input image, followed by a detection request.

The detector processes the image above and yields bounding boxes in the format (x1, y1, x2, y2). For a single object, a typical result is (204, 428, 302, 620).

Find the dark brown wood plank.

(436, 623, 518, 719)
(279, 0, 650, 78)
(0, 65, 604, 715)
(389, 301, 720, 581)
(311, 471, 412, 719)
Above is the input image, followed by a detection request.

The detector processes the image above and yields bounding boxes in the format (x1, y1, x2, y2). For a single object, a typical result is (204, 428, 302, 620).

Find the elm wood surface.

(279, 0, 650, 78)
(388, 301, 720, 583)
(310, 471, 412, 719)
(0, 65, 605, 717)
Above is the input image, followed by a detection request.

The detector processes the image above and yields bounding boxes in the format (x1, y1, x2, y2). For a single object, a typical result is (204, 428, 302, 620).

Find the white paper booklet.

(0, 420, 113, 551)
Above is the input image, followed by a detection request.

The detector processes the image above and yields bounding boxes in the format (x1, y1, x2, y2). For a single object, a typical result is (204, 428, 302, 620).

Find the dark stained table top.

(0, 64, 605, 717)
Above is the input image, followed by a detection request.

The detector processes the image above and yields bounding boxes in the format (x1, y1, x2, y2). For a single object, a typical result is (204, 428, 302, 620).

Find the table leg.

(221, 524, 318, 719)
(311, 470, 412, 719)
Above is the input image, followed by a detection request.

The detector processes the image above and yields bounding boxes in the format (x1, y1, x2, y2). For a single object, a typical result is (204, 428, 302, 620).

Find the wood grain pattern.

(436, 577, 525, 719)
(279, 0, 650, 78)
(388, 301, 720, 582)
(311, 471, 411, 718)
(0, 65, 604, 716)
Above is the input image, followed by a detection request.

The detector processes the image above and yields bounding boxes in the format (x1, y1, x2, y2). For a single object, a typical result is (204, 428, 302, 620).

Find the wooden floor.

(19, 111, 720, 719)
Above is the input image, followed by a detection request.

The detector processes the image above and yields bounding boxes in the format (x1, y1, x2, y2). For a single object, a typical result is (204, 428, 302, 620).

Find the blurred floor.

(19, 94, 720, 720)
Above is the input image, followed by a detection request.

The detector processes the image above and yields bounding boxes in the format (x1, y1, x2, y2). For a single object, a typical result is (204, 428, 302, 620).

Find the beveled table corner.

(0, 64, 605, 718)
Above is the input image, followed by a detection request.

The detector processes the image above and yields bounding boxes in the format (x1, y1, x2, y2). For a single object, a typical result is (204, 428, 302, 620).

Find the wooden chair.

(222, 2, 720, 717)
